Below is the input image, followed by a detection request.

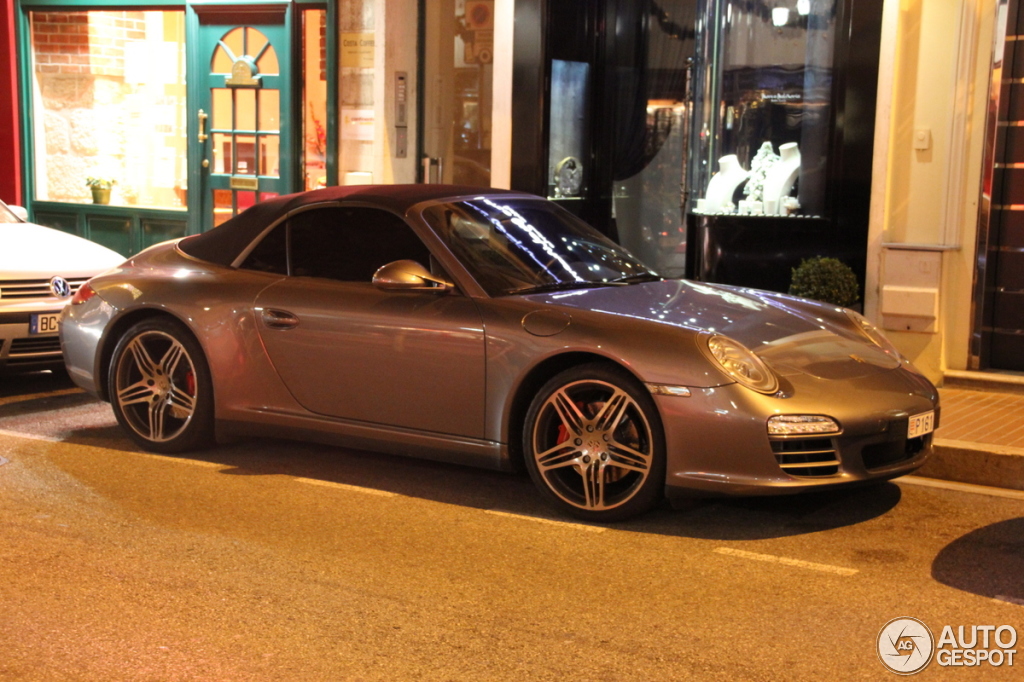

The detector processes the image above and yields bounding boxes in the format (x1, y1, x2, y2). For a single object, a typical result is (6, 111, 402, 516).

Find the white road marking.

(0, 387, 83, 407)
(484, 509, 607, 533)
(137, 453, 223, 468)
(898, 475, 1024, 502)
(294, 477, 398, 497)
(714, 547, 859, 576)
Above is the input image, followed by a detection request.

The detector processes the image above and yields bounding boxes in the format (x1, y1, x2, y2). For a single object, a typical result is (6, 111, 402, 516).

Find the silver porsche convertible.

(61, 185, 938, 521)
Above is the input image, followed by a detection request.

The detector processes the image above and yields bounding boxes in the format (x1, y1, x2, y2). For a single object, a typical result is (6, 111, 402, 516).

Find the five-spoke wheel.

(524, 364, 665, 521)
(109, 318, 214, 453)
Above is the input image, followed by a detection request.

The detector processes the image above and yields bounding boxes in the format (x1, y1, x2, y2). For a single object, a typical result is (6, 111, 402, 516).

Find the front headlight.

(844, 309, 905, 361)
(705, 334, 779, 394)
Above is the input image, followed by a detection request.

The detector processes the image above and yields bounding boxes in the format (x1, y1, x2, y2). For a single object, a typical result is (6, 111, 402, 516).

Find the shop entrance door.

(192, 7, 295, 231)
(420, 0, 493, 187)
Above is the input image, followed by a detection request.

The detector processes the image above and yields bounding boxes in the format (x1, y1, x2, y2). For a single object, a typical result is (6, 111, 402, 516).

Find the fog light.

(767, 415, 840, 435)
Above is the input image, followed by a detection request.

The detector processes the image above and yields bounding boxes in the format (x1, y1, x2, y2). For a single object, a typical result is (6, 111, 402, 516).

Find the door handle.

(198, 109, 208, 143)
(260, 308, 299, 330)
(421, 156, 443, 184)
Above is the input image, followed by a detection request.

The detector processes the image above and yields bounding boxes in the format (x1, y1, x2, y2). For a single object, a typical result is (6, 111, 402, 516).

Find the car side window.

(240, 223, 288, 274)
(288, 207, 432, 282)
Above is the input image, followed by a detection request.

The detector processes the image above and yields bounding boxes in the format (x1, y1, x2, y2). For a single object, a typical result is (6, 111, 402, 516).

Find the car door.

(249, 205, 487, 439)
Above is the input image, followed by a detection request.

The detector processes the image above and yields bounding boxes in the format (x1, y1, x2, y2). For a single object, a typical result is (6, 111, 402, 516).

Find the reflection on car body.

(60, 185, 938, 521)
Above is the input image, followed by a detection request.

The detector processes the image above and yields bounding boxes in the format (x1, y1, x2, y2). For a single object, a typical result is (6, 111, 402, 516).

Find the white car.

(0, 199, 124, 373)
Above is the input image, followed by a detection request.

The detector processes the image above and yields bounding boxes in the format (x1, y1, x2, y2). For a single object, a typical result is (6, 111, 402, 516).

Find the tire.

(523, 363, 666, 522)
(108, 317, 214, 453)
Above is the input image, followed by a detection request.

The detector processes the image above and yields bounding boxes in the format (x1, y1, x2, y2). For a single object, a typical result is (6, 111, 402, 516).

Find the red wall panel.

(1, 0, 22, 204)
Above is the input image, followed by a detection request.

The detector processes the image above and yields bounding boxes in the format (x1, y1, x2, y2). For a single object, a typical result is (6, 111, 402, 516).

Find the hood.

(1, 221, 125, 276)
(526, 279, 903, 380)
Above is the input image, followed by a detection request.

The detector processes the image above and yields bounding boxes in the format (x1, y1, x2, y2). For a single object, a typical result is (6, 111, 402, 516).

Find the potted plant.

(789, 256, 860, 308)
(86, 177, 115, 205)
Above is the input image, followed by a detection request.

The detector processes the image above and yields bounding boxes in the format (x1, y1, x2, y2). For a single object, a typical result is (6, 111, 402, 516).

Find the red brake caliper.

(555, 401, 587, 444)
(185, 371, 196, 396)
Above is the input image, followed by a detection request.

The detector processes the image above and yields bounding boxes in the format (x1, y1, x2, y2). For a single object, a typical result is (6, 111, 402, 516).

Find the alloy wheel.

(530, 378, 655, 513)
(114, 330, 198, 443)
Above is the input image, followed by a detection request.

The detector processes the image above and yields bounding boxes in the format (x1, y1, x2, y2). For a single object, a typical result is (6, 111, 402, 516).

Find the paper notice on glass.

(341, 109, 375, 141)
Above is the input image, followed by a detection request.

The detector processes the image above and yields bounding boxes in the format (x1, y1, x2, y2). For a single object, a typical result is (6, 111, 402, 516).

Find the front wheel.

(523, 364, 666, 522)
(108, 317, 214, 453)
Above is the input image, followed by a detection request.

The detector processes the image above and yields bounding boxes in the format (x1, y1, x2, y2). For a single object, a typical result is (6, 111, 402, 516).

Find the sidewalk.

(918, 370, 1024, 491)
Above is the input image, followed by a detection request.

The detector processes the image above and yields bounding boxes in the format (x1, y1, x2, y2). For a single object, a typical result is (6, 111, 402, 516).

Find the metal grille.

(770, 437, 840, 477)
(0, 278, 88, 300)
(8, 336, 62, 363)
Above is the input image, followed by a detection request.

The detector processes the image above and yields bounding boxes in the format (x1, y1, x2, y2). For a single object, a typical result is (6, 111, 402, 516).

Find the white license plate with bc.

(29, 313, 61, 335)
(907, 411, 935, 439)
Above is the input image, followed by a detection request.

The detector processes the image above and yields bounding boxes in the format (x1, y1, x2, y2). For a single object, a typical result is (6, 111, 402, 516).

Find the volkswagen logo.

(49, 276, 72, 299)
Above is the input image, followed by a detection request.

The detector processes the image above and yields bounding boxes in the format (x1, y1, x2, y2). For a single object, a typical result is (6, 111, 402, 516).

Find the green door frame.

(188, 3, 296, 233)
(15, 0, 336, 250)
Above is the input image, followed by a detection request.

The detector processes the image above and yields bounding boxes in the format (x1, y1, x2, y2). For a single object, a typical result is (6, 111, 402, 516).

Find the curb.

(918, 438, 1024, 492)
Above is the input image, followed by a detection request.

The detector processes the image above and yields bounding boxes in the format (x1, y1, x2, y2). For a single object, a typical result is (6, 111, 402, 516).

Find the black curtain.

(610, 0, 693, 181)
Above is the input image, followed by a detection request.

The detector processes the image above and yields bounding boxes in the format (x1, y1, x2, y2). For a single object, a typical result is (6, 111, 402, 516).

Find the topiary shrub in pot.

(788, 256, 860, 308)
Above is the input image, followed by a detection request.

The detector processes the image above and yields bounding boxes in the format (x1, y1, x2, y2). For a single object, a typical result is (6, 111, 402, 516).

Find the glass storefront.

(690, 0, 837, 219)
(29, 11, 187, 210)
(422, 0, 494, 187)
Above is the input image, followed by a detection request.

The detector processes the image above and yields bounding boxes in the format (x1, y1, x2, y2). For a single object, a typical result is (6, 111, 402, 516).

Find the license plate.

(908, 411, 935, 439)
(29, 313, 61, 335)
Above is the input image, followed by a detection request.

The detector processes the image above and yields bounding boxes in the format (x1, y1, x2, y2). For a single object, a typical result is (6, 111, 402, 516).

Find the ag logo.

(878, 617, 935, 675)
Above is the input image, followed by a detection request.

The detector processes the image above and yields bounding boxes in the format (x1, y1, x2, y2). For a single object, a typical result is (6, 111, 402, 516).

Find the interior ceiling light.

(772, 7, 790, 27)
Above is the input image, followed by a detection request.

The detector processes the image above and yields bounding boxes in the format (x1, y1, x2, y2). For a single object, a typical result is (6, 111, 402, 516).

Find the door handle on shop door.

(260, 308, 299, 330)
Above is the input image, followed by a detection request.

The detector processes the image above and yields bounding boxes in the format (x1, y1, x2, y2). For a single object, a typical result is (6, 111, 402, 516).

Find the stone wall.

(32, 12, 145, 203)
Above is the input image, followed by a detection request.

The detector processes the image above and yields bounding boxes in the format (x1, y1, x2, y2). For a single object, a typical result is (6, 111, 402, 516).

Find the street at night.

(1, 371, 1021, 680)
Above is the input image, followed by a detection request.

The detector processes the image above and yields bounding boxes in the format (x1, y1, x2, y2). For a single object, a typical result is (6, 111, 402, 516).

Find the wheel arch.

(96, 307, 205, 402)
(504, 351, 653, 473)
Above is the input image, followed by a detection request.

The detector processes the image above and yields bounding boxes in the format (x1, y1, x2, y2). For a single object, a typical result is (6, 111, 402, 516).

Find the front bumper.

(59, 295, 118, 396)
(0, 306, 66, 373)
(658, 369, 939, 499)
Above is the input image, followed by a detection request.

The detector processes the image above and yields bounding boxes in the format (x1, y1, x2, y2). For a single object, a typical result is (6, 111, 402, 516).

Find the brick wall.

(32, 11, 146, 78)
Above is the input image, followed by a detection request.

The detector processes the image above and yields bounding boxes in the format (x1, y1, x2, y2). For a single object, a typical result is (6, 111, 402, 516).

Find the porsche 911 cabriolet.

(60, 185, 938, 521)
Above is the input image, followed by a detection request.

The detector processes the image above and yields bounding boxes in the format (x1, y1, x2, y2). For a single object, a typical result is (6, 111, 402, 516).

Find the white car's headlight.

(844, 309, 905, 361)
(705, 335, 779, 394)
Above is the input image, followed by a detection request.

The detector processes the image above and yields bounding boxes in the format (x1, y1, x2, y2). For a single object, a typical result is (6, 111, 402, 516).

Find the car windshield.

(0, 201, 20, 224)
(423, 197, 658, 296)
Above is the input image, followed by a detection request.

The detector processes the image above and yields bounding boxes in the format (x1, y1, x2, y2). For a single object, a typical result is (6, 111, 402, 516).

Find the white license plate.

(29, 313, 61, 335)
(908, 411, 935, 439)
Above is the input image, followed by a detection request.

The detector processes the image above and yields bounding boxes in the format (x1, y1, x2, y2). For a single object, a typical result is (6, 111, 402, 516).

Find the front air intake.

(770, 437, 840, 477)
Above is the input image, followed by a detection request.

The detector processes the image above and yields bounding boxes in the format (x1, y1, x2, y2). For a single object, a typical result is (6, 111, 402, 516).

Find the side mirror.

(372, 259, 453, 293)
(8, 205, 29, 221)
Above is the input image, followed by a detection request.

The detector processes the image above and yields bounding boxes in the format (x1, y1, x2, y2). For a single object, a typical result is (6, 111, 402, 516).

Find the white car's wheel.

(523, 364, 666, 521)
(108, 318, 214, 453)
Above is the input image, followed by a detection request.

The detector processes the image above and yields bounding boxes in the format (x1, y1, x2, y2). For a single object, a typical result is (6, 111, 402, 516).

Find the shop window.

(29, 11, 187, 209)
(690, 0, 836, 219)
(303, 9, 328, 190)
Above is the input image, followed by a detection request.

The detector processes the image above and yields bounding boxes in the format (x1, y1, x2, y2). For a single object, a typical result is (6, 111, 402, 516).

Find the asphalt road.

(1, 371, 1022, 681)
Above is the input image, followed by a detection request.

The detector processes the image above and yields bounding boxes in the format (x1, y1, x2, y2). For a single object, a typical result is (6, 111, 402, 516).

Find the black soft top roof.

(178, 184, 526, 266)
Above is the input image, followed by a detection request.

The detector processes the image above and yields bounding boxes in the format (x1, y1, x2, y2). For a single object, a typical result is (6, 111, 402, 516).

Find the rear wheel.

(108, 317, 214, 453)
(523, 364, 665, 521)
